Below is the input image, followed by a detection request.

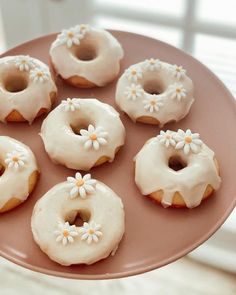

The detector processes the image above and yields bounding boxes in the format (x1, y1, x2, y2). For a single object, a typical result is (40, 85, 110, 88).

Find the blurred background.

(0, 0, 236, 294)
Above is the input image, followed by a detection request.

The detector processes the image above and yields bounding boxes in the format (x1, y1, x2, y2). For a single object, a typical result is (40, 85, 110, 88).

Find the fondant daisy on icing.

(5, 148, 27, 170)
(76, 23, 90, 34)
(30, 67, 50, 83)
(168, 83, 187, 101)
(67, 172, 97, 199)
(174, 129, 203, 154)
(54, 221, 78, 246)
(79, 124, 108, 150)
(14, 55, 34, 72)
(124, 84, 143, 101)
(79, 221, 102, 244)
(157, 130, 176, 147)
(171, 64, 186, 80)
(125, 66, 143, 83)
(61, 98, 80, 112)
(56, 26, 83, 48)
(144, 58, 161, 71)
(143, 95, 164, 113)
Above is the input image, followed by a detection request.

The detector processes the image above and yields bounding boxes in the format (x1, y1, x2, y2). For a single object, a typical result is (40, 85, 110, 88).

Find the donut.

(0, 55, 57, 123)
(40, 98, 125, 170)
(31, 172, 125, 265)
(0, 136, 39, 213)
(115, 58, 194, 126)
(50, 24, 124, 88)
(134, 129, 221, 208)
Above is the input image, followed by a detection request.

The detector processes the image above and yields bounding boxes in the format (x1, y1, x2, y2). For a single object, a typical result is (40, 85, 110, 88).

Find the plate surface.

(0, 31, 236, 280)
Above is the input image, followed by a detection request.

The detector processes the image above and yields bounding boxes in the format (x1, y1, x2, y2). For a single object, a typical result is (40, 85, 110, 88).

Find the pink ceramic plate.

(0, 31, 236, 280)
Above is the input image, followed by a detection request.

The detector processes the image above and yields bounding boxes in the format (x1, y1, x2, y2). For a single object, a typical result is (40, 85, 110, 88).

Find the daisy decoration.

(5, 148, 27, 170)
(61, 98, 80, 112)
(67, 172, 97, 199)
(168, 83, 187, 101)
(157, 130, 176, 147)
(54, 221, 78, 246)
(79, 221, 102, 244)
(174, 129, 203, 154)
(79, 124, 108, 150)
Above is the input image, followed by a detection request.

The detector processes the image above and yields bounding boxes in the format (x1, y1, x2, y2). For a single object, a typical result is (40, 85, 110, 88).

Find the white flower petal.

(184, 144, 190, 155)
(83, 174, 91, 181)
(81, 233, 89, 240)
(79, 186, 86, 198)
(84, 140, 92, 149)
(93, 140, 100, 150)
(62, 237, 67, 246)
(70, 186, 79, 198)
(97, 137, 107, 145)
(87, 235, 92, 244)
(56, 235, 63, 242)
(175, 141, 185, 149)
(67, 176, 76, 183)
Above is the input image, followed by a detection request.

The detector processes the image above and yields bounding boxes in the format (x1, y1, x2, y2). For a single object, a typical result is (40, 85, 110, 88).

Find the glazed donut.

(40, 98, 125, 170)
(31, 172, 125, 265)
(116, 58, 194, 126)
(0, 55, 57, 123)
(134, 129, 221, 208)
(0, 136, 39, 213)
(50, 24, 124, 88)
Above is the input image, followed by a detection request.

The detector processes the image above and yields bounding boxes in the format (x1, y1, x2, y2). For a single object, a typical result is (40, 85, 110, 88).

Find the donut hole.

(168, 155, 187, 171)
(70, 123, 90, 135)
(0, 164, 5, 176)
(73, 43, 97, 61)
(143, 79, 164, 95)
(4, 74, 28, 93)
(66, 209, 91, 227)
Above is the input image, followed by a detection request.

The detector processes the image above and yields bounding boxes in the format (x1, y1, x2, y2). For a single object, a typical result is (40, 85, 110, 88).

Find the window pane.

(194, 34, 236, 96)
(0, 10, 6, 53)
(95, 16, 182, 48)
(96, 0, 185, 16)
(196, 0, 236, 26)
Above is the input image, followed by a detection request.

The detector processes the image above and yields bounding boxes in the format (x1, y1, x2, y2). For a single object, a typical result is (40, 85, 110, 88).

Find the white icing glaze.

(134, 130, 221, 208)
(40, 98, 126, 171)
(0, 136, 38, 210)
(0, 55, 57, 123)
(116, 59, 194, 126)
(50, 25, 124, 86)
(31, 177, 125, 265)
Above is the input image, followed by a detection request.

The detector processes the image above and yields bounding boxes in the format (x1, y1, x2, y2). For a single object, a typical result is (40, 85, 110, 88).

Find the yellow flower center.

(90, 133, 97, 141)
(185, 136, 192, 144)
(150, 100, 156, 106)
(80, 24, 86, 30)
(131, 89, 136, 94)
(150, 60, 155, 65)
(88, 229, 94, 235)
(131, 70, 137, 75)
(21, 60, 27, 64)
(63, 230, 69, 237)
(37, 72, 43, 77)
(176, 67, 181, 72)
(12, 156, 19, 162)
(176, 88, 181, 93)
(67, 31, 74, 38)
(76, 179, 84, 187)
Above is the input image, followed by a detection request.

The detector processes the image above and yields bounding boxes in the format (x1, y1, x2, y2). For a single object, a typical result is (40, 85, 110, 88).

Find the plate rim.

(0, 29, 236, 280)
